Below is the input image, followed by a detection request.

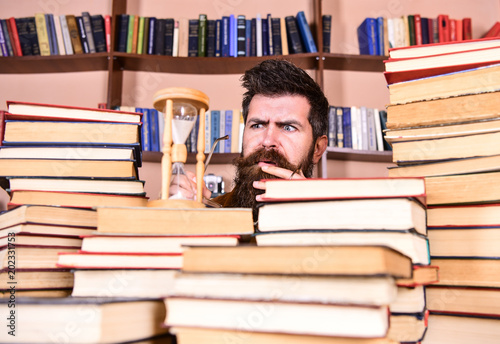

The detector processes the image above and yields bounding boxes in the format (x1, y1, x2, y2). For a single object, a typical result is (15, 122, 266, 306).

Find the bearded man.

(210, 59, 329, 222)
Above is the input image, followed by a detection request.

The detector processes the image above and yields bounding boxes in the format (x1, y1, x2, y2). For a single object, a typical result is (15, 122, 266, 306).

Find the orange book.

(8, 17, 23, 56)
(131, 15, 139, 53)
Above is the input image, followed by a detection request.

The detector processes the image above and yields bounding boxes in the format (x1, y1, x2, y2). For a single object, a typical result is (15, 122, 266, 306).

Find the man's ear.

(312, 135, 328, 164)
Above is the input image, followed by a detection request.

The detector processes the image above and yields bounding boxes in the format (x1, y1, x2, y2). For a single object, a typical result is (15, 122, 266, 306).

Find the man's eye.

(250, 123, 263, 129)
(283, 124, 296, 132)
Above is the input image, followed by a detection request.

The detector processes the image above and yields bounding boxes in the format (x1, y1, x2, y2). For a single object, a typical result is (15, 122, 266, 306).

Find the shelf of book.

(323, 53, 386, 72)
(0, 53, 110, 73)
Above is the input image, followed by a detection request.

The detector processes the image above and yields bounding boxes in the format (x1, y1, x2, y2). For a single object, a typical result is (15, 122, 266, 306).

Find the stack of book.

(57, 206, 254, 299)
(383, 37, 500, 343)
(254, 177, 436, 343)
(166, 244, 411, 344)
(0, 204, 97, 298)
(0, 100, 147, 209)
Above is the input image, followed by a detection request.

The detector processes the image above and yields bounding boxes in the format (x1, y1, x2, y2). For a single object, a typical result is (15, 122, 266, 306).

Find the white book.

(219, 109, 226, 153)
(373, 108, 384, 151)
(350, 106, 359, 150)
(256, 14, 262, 57)
(360, 106, 369, 151)
(366, 107, 378, 151)
(204, 110, 211, 154)
(53, 15, 66, 55)
(172, 20, 179, 57)
(59, 15, 74, 55)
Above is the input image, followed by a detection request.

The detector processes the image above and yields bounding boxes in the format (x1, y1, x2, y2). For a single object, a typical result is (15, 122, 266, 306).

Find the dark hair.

(241, 59, 329, 142)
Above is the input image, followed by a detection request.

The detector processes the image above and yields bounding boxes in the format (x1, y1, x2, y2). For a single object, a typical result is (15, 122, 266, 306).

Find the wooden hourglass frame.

(148, 87, 209, 208)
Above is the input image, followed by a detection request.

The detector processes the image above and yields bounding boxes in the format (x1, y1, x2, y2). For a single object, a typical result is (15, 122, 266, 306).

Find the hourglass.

(148, 87, 209, 208)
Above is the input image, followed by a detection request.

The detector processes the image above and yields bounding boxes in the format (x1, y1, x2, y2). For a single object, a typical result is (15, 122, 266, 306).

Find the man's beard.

(228, 146, 315, 222)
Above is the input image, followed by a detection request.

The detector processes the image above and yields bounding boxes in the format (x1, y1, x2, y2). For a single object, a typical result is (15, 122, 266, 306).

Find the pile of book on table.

(383, 37, 500, 343)
(164, 177, 438, 344)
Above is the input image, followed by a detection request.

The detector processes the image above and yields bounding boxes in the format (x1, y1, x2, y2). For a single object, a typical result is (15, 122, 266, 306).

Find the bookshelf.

(1, 0, 498, 192)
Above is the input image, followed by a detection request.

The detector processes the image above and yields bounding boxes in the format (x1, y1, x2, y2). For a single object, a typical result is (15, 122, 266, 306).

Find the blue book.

(245, 19, 252, 56)
(271, 17, 282, 55)
(147, 17, 157, 55)
(296, 11, 317, 53)
(421, 17, 430, 45)
(188, 19, 199, 57)
(357, 17, 378, 55)
(229, 14, 237, 57)
(206, 19, 216, 57)
(210, 110, 220, 150)
(236, 15, 246, 57)
(224, 110, 233, 153)
(116, 14, 129, 52)
(376, 17, 384, 56)
(149, 108, 160, 152)
(261, 16, 269, 56)
(136, 107, 150, 152)
(221, 16, 229, 57)
(215, 19, 222, 57)
(0, 20, 8, 56)
(342, 107, 352, 149)
(46, 14, 59, 55)
(250, 18, 257, 56)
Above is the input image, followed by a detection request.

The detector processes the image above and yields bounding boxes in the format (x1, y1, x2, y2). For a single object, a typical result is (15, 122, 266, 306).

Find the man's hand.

(253, 165, 304, 202)
(170, 170, 212, 200)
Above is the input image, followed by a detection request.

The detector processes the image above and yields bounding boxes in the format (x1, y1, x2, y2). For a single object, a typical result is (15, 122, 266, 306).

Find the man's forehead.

(247, 94, 310, 121)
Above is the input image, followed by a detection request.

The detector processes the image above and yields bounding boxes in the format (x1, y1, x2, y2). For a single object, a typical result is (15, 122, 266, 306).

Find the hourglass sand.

(149, 87, 209, 208)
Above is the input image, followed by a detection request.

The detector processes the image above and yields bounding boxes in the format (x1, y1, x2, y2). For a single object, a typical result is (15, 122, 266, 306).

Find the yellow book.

(35, 13, 51, 56)
(280, 17, 289, 55)
(137, 16, 145, 54)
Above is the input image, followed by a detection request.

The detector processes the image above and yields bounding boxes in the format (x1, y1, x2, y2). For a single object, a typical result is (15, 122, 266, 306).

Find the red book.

(482, 21, 500, 38)
(449, 19, 457, 41)
(8, 17, 23, 56)
(455, 19, 463, 41)
(414, 14, 422, 45)
(438, 14, 450, 43)
(104, 15, 111, 52)
(463, 17, 472, 40)
(427, 17, 435, 43)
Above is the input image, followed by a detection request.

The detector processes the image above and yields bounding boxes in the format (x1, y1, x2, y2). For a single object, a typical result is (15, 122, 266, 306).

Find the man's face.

(241, 94, 322, 169)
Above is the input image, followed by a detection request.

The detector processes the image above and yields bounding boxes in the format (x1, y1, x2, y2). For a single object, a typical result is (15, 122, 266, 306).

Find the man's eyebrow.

(276, 119, 304, 128)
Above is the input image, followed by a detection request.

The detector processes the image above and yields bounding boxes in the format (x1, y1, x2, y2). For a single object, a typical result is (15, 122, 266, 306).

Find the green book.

(137, 16, 145, 54)
(198, 14, 207, 57)
(126, 14, 135, 53)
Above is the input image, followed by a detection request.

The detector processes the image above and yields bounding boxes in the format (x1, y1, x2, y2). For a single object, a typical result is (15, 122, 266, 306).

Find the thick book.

(1, 223, 96, 238)
(182, 245, 413, 278)
(255, 230, 430, 265)
(1, 246, 78, 269)
(427, 286, 500, 316)
(8, 190, 148, 209)
(387, 311, 428, 343)
(90, 14, 106, 53)
(6, 100, 142, 123)
(165, 297, 390, 338)
(322, 14, 332, 53)
(80, 234, 239, 254)
(34, 13, 50, 56)
(6, 177, 145, 196)
(116, 14, 129, 52)
(172, 327, 397, 344)
(257, 197, 426, 235)
(260, 177, 426, 203)
(3, 120, 140, 146)
(425, 171, 500, 205)
(0, 233, 82, 248)
(0, 145, 136, 161)
(171, 272, 398, 306)
(15, 17, 40, 56)
(431, 257, 500, 287)
(0, 158, 138, 179)
(8, 17, 23, 56)
(187, 18, 198, 57)
(396, 264, 439, 287)
(387, 63, 500, 105)
(285, 15, 304, 54)
(0, 297, 168, 344)
(96, 206, 254, 236)
(391, 131, 500, 163)
(81, 12, 95, 53)
(427, 203, 500, 228)
(424, 313, 500, 343)
(296, 11, 317, 53)
(236, 15, 246, 56)
(357, 17, 378, 55)
(0, 269, 74, 290)
(163, 18, 175, 56)
(71, 269, 178, 298)
(386, 90, 500, 129)
(57, 251, 183, 269)
(428, 226, 500, 258)
(391, 285, 426, 314)
(0, 204, 97, 229)
(76, 16, 89, 53)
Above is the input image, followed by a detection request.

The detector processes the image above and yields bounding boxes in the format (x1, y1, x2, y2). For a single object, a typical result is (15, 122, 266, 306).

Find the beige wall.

(1, 0, 498, 201)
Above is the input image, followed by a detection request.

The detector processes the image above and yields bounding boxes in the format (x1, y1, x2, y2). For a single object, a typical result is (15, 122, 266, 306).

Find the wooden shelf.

(323, 53, 386, 72)
(326, 147, 393, 163)
(0, 53, 110, 74)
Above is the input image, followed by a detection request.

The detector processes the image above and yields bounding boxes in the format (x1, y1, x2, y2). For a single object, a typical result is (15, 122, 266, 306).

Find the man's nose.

(261, 126, 279, 148)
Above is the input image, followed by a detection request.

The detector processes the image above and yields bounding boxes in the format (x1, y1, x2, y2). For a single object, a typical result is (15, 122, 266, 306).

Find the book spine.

(0, 22, 7, 56)
(76, 16, 89, 53)
(336, 107, 343, 148)
(255, 14, 262, 56)
(224, 110, 233, 153)
(198, 14, 207, 57)
(271, 17, 282, 55)
(342, 107, 352, 149)
(204, 110, 211, 154)
(65, 15, 82, 54)
(376, 16, 384, 55)
(245, 19, 251, 56)
(261, 15, 269, 55)
(130, 15, 139, 53)
(155, 18, 166, 55)
(91, 15, 106, 53)
(221, 16, 229, 57)
(296, 11, 317, 53)
(116, 14, 128, 52)
(462, 17, 472, 40)
(163, 18, 174, 56)
(1, 20, 14, 56)
(104, 15, 111, 52)
(52, 15, 65, 55)
(188, 18, 199, 57)
(45, 14, 56, 55)
(267, 14, 273, 56)
(147, 17, 156, 55)
(414, 14, 422, 45)
(142, 17, 150, 55)
(322, 14, 331, 53)
(8, 17, 22, 56)
(136, 17, 144, 54)
(285, 16, 303, 54)
(206, 19, 216, 57)
(137, 107, 150, 152)
(210, 110, 220, 151)
(215, 19, 221, 57)
(47, 14, 59, 55)
(219, 109, 226, 153)
(81, 12, 96, 53)
(35, 13, 50, 56)
(229, 14, 236, 57)
(172, 20, 179, 56)
(327, 105, 336, 147)
(280, 17, 288, 55)
(149, 109, 160, 152)
(236, 15, 246, 57)
(231, 109, 240, 153)
(357, 17, 377, 55)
